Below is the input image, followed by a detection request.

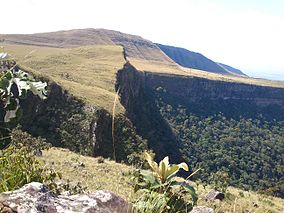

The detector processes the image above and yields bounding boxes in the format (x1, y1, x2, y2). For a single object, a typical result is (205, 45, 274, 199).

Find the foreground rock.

(0, 182, 132, 213)
(191, 206, 214, 213)
(204, 190, 225, 201)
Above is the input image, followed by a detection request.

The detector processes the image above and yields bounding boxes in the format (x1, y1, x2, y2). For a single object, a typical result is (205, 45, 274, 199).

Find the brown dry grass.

(130, 58, 284, 88)
(2, 44, 126, 112)
(40, 147, 284, 213)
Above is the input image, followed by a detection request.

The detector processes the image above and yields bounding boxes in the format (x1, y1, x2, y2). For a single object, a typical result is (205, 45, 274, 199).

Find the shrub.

(10, 126, 51, 154)
(132, 152, 198, 212)
(209, 170, 230, 193)
(0, 144, 60, 192)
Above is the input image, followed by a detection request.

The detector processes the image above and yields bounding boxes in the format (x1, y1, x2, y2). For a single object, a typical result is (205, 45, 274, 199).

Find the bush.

(0, 145, 60, 192)
(209, 170, 230, 193)
(132, 152, 198, 212)
(10, 126, 51, 154)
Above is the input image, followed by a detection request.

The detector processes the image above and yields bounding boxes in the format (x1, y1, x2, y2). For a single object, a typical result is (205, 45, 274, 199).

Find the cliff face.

(17, 78, 147, 162)
(145, 74, 284, 107)
(116, 63, 284, 161)
(116, 63, 183, 162)
(118, 65, 284, 115)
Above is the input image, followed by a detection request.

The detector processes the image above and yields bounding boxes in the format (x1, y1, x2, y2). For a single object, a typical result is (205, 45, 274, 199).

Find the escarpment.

(117, 64, 284, 120)
(16, 78, 147, 162)
(116, 62, 284, 162)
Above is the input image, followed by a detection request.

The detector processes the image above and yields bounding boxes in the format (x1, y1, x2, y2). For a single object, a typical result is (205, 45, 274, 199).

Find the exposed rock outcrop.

(204, 190, 225, 201)
(0, 182, 133, 213)
(191, 206, 214, 213)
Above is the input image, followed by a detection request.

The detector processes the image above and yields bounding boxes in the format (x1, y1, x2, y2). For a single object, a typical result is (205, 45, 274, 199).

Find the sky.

(1, 0, 284, 80)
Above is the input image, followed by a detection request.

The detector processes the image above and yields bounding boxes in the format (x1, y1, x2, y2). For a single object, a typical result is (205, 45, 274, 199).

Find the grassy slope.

(40, 148, 284, 213)
(130, 58, 284, 88)
(1, 28, 174, 64)
(3, 44, 126, 112)
(3, 44, 284, 109)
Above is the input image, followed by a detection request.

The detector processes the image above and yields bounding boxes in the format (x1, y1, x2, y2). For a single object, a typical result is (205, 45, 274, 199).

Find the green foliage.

(0, 53, 48, 149)
(157, 102, 284, 197)
(0, 128, 57, 192)
(10, 126, 51, 153)
(59, 112, 93, 155)
(91, 111, 148, 164)
(208, 170, 230, 193)
(0, 144, 60, 192)
(0, 129, 87, 195)
(133, 152, 197, 212)
(0, 53, 47, 123)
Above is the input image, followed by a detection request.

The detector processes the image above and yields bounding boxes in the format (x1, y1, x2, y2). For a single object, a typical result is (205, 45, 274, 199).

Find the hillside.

(157, 43, 246, 76)
(39, 147, 284, 213)
(3, 44, 125, 112)
(0, 28, 174, 64)
(218, 63, 247, 76)
(2, 29, 283, 88)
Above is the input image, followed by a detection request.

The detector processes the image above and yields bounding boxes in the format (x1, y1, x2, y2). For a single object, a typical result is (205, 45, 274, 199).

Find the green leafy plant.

(0, 53, 47, 149)
(0, 144, 61, 192)
(0, 53, 61, 193)
(133, 152, 198, 212)
(0, 53, 47, 123)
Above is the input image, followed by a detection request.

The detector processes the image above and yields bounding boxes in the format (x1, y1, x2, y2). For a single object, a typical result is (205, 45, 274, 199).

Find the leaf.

(178, 162, 189, 171)
(159, 160, 166, 180)
(4, 99, 19, 122)
(140, 170, 156, 185)
(145, 152, 159, 173)
(182, 184, 198, 204)
(165, 165, 179, 180)
(162, 156, 169, 168)
(145, 151, 153, 162)
(0, 52, 9, 59)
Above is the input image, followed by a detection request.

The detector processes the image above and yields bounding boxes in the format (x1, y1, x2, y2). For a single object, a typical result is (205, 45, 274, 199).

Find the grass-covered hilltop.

(0, 28, 284, 212)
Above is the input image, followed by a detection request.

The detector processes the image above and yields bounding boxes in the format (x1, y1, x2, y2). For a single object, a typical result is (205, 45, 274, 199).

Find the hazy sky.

(1, 0, 284, 80)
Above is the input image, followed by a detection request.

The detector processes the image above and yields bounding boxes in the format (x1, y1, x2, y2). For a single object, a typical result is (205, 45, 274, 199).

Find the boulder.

(0, 182, 133, 213)
(204, 190, 225, 201)
(191, 206, 214, 213)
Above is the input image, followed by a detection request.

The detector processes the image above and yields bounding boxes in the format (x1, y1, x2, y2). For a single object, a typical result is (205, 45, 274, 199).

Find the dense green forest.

(155, 98, 284, 198)
(116, 67, 284, 198)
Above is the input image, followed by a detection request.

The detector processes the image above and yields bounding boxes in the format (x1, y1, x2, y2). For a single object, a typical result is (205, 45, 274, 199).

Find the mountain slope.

(0, 28, 174, 64)
(3, 44, 126, 112)
(1, 28, 279, 85)
(156, 43, 246, 76)
(218, 62, 247, 76)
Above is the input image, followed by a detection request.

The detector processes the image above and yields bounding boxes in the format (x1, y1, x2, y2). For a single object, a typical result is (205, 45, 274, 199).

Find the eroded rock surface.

(0, 182, 132, 213)
(192, 206, 214, 213)
(204, 190, 225, 201)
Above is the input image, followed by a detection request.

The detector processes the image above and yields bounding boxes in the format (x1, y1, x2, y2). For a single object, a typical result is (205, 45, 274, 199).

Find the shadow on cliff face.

(116, 62, 284, 163)
(144, 73, 284, 121)
(116, 62, 183, 162)
(15, 78, 147, 162)
(19, 80, 95, 155)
